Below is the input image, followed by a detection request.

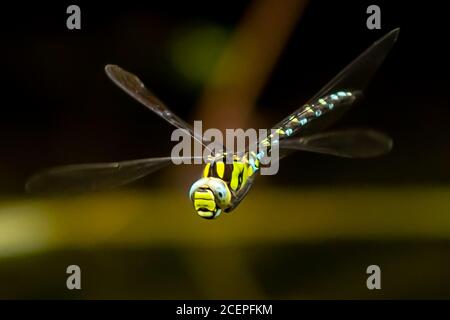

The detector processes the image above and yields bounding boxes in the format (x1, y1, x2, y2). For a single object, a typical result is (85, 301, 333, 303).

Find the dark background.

(0, 0, 449, 299)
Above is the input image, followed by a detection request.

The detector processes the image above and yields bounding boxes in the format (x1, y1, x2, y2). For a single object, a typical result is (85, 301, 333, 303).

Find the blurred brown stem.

(195, 0, 308, 131)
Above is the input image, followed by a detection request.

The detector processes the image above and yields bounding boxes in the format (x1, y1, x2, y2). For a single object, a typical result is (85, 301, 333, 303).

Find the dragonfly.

(26, 28, 399, 219)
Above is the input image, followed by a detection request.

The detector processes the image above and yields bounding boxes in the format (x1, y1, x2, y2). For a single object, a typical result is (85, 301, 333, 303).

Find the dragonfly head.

(189, 177, 232, 219)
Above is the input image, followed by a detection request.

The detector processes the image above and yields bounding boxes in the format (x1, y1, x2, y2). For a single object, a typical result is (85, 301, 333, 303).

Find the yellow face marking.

(194, 190, 216, 212)
(194, 198, 215, 211)
(202, 163, 211, 178)
(216, 161, 225, 179)
(197, 210, 214, 218)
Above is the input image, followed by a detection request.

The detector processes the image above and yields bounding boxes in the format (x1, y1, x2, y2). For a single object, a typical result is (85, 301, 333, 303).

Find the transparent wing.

(310, 28, 400, 102)
(105, 65, 215, 152)
(25, 156, 198, 194)
(271, 28, 400, 137)
(279, 129, 393, 158)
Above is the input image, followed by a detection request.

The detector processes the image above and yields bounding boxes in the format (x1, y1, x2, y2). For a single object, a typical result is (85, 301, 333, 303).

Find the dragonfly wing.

(25, 156, 198, 194)
(279, 129, 393, 158)
(310, 28, 400, 102)
(271, 28, 400, 138)
(105, 65, 215, 152)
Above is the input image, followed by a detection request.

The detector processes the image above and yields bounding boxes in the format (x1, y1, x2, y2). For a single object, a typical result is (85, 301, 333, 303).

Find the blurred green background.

(0, 0, 449, 298)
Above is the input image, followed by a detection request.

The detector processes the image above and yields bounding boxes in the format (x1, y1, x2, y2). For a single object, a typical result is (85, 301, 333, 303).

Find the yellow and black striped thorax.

(202, 154, 258, 193)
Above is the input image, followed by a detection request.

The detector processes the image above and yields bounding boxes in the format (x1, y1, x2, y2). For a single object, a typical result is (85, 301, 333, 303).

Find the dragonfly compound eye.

(206, 178, 232, 208)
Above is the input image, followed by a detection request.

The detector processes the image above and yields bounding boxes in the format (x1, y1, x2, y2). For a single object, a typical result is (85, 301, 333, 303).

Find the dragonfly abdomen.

(260, 90, 360, 149)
